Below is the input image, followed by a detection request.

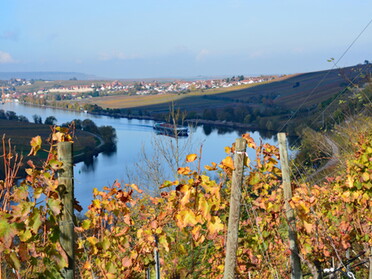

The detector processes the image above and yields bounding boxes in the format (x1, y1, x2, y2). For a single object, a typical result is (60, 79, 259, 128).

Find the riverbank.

(13, 100, 273, 133)
(0, 118, 107, 179)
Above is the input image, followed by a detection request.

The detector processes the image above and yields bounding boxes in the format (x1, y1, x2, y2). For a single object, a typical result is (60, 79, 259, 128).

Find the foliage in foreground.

(0, 127, 371, 278)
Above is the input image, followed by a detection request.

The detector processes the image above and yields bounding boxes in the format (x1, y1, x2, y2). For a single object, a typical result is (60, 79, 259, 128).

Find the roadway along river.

(1, 102, 277, 210)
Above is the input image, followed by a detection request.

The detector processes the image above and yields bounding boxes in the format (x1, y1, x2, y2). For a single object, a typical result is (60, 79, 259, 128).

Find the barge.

(153, 122, 188, 137)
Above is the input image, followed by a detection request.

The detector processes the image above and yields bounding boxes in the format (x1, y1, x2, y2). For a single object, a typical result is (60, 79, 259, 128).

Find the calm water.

(1, 102, 278, 210)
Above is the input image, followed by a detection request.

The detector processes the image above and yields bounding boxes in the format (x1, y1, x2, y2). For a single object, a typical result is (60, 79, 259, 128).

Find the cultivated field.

(0, 119, 98, 158)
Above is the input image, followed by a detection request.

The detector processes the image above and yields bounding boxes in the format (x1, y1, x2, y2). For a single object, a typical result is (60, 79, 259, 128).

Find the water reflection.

(80, 156, 98, 173)
(258, 129, 276, 140)
(202, 125, 213, 136)
(101, 147, 117, 156)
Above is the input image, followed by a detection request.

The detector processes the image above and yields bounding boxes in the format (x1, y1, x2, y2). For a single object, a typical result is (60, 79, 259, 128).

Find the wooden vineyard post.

(278, 133, 302, 279)
(154, 235, 161, 279)
(146, 267, 151, 279)
(57, 142, 75, 279)
(369, 246, 372, 279)
(223, 138, 247, 279)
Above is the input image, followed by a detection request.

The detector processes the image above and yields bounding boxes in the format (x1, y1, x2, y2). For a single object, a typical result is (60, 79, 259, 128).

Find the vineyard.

(0, 126, 371, 278)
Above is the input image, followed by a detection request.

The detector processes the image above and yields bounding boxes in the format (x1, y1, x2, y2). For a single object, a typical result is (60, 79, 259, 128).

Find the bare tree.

(125, 104, 196, 194)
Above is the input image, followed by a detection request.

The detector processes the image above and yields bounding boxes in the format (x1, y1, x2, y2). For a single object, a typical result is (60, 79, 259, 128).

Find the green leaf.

(82, 219, 91, 230)
(102, 237, 110, 251)
(19, 229, 32, 242)
(0, 219, 17, 248)
(248, 172, 260, 185)
(9, 251, 21, 270)
(29, 209, 42, 234)
(49, 159, 63, 170)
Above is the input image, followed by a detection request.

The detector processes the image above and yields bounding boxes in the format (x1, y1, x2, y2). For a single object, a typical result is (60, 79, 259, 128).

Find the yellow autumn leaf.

(205, 162, 217, 171)
(197, 195, 211, 219)
(224, 146, 232, 154)
(221, 156, 234, 169)
(28, 136, 42, 156)
(299, 202, 310, 214)
(361, 172, 370, 182)
(52, 132, 64, 142)
(180, 189, 191, 207)
(87, 236, 98, 245)
(244, 156, 250, 167)
(207, 216, 224, 235)
(176, 209, 197, 229)
(186, 154, 197, 162)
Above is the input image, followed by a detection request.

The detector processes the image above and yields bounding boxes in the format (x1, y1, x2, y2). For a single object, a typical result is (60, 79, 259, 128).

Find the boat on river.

(153, 122, 188, 137)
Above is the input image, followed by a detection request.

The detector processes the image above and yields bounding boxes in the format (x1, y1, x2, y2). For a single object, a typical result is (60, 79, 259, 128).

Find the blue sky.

(0, 0, 371, 78)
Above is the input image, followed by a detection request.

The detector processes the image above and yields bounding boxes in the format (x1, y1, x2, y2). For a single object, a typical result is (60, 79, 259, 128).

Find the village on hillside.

(1, 75, 278, 103)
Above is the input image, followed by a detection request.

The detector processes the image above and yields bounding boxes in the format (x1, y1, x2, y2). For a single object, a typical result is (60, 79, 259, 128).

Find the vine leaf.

(221, 156, 234, 169)
(28, 136, 42, 156)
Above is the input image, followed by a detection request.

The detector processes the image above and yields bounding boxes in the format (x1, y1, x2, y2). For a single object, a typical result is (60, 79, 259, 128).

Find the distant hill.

(0, 71, 99, 81)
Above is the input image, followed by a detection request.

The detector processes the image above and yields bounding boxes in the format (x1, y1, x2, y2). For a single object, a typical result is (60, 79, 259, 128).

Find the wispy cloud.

(0, 51, 15, 63)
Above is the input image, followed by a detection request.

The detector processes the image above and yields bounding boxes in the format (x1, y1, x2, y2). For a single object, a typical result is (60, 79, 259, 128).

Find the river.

(1, 102, 278, 210)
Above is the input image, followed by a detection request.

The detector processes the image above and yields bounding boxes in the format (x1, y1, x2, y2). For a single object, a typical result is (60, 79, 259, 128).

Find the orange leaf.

(129, 184, 143, 193)
(186, 154, 197, 162)
(83, 261, 91, 270)
(122, 257, 132, 268)
(303, 220, 313, 234)
(242, 134, 257, 149)
(177, 167, 191, 175)
(205, 162, 217, 171)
